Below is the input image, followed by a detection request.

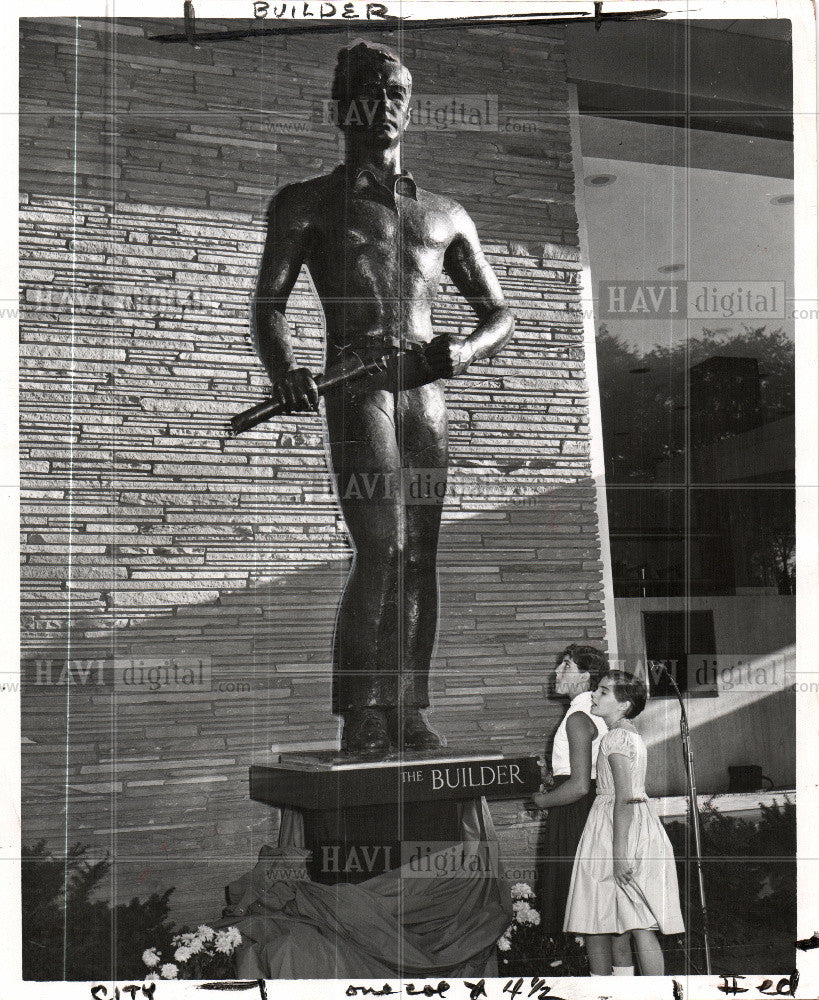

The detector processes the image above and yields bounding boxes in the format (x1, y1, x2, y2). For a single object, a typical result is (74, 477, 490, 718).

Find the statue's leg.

(397, 381, 448, 709)
(325, 386, 405, 716)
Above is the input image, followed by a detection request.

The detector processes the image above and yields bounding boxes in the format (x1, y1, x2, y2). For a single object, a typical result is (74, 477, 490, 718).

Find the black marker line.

(198, 979, 267, 997)
(150, 8, 668, 44)
(795, 932, 819, 950)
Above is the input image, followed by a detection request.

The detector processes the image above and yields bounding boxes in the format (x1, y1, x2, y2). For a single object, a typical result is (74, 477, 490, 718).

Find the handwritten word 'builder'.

(254, 2, 391, 18)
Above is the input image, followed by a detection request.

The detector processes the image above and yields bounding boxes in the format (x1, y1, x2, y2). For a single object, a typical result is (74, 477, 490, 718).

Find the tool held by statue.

(227, 346, 434, 437)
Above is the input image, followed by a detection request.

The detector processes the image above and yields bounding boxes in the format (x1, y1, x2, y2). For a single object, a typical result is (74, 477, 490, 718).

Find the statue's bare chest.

(309, 194, 454, 284)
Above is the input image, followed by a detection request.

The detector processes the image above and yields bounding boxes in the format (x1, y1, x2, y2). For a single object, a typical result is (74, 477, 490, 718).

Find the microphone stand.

(654, 661, 712, 975)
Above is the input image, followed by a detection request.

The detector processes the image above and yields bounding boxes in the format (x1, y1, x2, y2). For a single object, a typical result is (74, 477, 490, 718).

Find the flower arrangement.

(497, 884, 588, 977)
(142, 925, 242, 980)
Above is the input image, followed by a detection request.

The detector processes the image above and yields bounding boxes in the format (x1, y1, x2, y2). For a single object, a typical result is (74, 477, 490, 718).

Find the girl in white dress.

(563, 670, 684, 976)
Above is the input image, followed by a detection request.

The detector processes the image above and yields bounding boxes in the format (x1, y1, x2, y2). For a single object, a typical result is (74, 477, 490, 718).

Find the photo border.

(4, 1, 817, 997)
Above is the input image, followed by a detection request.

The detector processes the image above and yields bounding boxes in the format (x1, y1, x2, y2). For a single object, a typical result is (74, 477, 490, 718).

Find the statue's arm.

(252, 185, 319, 412)
(426, 204, 515, 379)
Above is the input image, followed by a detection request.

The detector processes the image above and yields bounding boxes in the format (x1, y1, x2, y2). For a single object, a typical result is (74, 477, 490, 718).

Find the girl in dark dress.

(532, 645, 609, 938)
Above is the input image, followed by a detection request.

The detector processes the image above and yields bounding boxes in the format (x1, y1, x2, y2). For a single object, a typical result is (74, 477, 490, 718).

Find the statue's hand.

(423, 334, 473, 379)
(270, 367, 319, 413)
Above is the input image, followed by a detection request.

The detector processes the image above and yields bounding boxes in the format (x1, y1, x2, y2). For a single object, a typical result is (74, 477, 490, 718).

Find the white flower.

(174, 946, 193, 964)
(196, 924, 216, 942)
(510, 882, 533, 899)
(187, 935, 205, 955)
(225, 927, 242, 948)
(497, 934, 512, 952)
(160, 963, 179, 980)
(574, 936, 586, 948)
(142, 948, 160, 968)
(144, 973, 159, 982)
(214, 929, 236, 955)
(512, 900, 541, 926)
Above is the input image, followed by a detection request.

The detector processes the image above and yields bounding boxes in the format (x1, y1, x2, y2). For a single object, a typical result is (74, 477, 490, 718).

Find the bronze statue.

(252, 40, 514, 754)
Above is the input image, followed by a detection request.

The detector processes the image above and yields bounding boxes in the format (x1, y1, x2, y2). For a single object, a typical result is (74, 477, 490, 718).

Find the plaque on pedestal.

(251, 748, 540, 809)
(250, 749, 539, 884)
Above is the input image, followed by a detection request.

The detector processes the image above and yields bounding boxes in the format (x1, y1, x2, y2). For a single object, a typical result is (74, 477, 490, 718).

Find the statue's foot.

(396, 709, 445, 751)
(340, 707, 392, 754)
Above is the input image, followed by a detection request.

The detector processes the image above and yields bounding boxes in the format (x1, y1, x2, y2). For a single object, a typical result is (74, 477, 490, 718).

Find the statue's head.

(331, 39, 412, 147)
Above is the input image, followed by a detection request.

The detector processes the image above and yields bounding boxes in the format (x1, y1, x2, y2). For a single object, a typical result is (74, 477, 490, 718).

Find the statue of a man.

(253, 40, 514, 754)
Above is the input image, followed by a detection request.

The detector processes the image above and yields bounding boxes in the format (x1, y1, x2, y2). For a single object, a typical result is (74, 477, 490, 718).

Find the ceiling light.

(658, 264, 685, 273)
(584, 174, 616, 187)
(770, 194, 793, 204)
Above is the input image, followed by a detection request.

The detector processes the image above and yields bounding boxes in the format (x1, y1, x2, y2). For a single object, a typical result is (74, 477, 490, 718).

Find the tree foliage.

(597, 326, 795, 593)
(596, 325, 794, 483)
(22, 840, 176, 981)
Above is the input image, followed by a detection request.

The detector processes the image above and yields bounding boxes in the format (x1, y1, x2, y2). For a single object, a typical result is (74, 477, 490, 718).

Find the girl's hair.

(556, 644, 609, 689)
(603, 669, 648, 720)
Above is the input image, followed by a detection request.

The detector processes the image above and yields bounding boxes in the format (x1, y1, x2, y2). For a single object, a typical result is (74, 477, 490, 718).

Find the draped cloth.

(216, 798, 511, 979)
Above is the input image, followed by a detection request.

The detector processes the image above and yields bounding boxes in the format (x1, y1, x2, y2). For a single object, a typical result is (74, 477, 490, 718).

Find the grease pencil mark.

(197, 980, 268, 999)
(150, 1, 669, 44)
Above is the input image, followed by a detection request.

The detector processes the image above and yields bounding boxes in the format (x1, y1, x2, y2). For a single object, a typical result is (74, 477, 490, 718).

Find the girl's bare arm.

(532, 713, 595, 808)
(609, 750, 636, 885)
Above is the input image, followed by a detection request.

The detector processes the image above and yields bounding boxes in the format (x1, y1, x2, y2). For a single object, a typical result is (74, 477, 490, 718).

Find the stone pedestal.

(250, 749, 540, 885)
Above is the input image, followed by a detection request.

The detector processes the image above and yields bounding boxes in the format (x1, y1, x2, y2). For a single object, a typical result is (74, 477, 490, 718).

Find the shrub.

(22, 841, 176, 981)
(664, 800, 796, 942)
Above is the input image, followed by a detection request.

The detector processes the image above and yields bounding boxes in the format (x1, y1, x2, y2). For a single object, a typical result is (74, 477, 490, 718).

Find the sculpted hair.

(603, 669, 648, 720)
(331, 39, 411, 108)
(557, 644, 609, 689)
